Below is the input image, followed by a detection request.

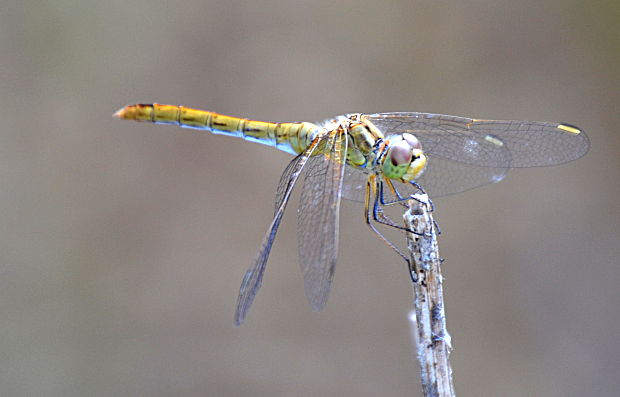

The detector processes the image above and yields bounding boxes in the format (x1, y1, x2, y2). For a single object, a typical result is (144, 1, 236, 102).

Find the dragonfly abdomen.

(114, 104, 324, 155)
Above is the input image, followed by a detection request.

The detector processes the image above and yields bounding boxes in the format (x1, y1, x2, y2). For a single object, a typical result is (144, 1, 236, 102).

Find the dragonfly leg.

(402, 180, 441, 235)
(379, 182, 439, 239)
(364, 176, 412, 265)
(374, 182, 438, 246)
(374, 181, 426, 236)
(379, 179, 408, 206)
(367, 212, 418, 284)
(378, 179, 436, 216)
(408, 181, 436, 213)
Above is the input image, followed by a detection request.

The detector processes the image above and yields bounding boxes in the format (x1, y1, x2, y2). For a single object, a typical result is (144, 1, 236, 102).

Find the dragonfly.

(114, 103, 589, 325)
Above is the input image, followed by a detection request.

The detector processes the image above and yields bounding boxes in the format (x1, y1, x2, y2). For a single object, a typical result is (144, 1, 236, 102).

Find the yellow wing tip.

(557, 124, 582, 135)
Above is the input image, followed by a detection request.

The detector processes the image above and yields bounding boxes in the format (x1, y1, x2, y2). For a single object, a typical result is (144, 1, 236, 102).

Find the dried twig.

(404, 195, 455, 397)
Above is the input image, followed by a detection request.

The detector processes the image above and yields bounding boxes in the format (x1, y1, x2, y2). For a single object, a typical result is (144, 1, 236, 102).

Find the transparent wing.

(297, 129, 347, 311)
(341, 156, 509, 201)
(234, 137, 322, 326)
(341, 165, 370, 203)
(364, 112, 589, 168)
(274, 152, 304, 214)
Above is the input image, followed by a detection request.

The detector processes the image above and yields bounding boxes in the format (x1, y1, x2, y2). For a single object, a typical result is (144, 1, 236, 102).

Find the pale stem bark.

(404, 195, 455, 397)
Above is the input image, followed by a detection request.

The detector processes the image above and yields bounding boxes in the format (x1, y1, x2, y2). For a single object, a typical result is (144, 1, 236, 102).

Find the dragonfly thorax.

(343, 117, 384, 167)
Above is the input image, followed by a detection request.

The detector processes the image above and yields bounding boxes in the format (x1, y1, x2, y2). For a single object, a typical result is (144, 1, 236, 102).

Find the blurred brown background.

(1, 1, 618, 396)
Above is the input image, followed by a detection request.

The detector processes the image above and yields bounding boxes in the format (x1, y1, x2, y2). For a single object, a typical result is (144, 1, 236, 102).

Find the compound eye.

(389, 140, 413, 166)
(402, 133, 422, 150)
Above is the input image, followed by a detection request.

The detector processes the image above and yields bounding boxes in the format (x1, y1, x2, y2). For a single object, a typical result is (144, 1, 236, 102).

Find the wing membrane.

(234, 136, 322, 326)
(274, 153, 304, 214)
(297, 129, 347, 311)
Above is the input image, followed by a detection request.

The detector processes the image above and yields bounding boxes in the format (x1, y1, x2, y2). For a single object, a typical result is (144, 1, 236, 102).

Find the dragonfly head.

(381, 133, 427, 182)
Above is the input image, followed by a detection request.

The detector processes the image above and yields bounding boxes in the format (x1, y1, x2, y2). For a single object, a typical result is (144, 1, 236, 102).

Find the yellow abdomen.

(114, 103, 324, 155)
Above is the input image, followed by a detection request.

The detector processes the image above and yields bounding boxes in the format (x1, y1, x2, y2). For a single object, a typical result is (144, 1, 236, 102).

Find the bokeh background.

(1, 1, 618, 396)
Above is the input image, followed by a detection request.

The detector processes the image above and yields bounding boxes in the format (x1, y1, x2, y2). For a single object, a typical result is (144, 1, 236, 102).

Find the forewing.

(297, 129, 347, 311)
(234, 138, 321, 326)
(365, 112, 589, 168)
